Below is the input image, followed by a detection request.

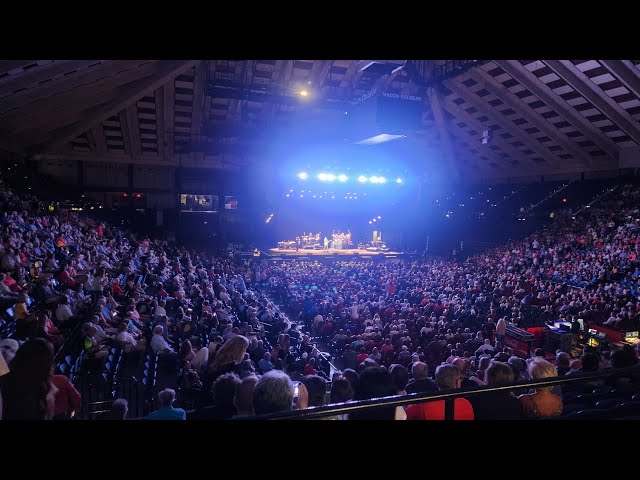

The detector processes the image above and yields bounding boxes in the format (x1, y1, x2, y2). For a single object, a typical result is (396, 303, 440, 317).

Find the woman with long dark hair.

(0, 338, 56, 420)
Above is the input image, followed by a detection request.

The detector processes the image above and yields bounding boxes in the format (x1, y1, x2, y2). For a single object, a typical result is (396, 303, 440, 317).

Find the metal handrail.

(242, 365, 640, 420)
(54, 317, 84, 362)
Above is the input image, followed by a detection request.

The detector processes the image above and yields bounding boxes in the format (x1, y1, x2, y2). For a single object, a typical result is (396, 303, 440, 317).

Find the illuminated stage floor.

(265, 247, 405, 258)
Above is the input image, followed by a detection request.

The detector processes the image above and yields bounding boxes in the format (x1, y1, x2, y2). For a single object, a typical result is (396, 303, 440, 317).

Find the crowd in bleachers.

(0, 175, 316, 419)
(252, 182, 640, 418)
(3, 171, 640, 420)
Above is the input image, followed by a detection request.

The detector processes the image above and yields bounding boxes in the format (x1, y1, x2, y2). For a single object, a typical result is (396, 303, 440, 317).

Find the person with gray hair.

(406, 364, 475, 420)
(518, 358, 562, 418)
(232, 375, 259, 418)
(405, 362, 437, 394)
(109, 398, 128, 420)
(150, 325, 174, 355)
(0, 339, 19, 376)
(252, 370, 307, 415)
(145, 388, 186, 420)
(555, 352, 571, 376)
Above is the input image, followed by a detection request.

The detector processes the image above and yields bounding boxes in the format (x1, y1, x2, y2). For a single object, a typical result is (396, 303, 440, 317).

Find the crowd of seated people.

(3, 170, 640, 420)
(0, 175, 328, 420)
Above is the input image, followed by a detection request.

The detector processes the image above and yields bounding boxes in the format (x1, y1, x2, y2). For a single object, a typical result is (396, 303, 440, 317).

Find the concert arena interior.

(3, 59, 640, 421)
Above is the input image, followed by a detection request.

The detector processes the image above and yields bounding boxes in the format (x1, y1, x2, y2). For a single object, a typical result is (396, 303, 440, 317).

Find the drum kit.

(300, 232, 321, 248)
(278, 232, 321, 250)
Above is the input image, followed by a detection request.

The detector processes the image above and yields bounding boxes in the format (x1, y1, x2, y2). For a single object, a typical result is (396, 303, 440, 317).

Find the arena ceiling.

(0, 59, 639, 180)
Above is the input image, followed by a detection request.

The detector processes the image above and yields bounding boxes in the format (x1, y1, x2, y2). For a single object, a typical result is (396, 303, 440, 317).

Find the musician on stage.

(324, 236, 329, 250)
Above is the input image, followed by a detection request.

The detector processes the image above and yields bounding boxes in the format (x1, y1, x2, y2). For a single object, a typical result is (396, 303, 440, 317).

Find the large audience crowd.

(1, 173, 640, 420)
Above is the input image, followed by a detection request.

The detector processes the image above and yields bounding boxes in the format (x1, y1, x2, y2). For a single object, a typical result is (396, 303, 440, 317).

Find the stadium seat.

(595, 397, 626, 410)
(592, 387, 615, 398)
(611, 401, 640, 416)
(571, 409, 614, 419)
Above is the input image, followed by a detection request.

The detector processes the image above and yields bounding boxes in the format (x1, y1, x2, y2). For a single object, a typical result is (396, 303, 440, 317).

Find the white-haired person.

(145, 388, 186, 420)
(190, 344, 209, 374)
(252, 369, 308, 415)
(0, 338, 19, 375)
(518, 358, 562, 418)
(150, 325, 174, 355)
(150, 325, 179, 370)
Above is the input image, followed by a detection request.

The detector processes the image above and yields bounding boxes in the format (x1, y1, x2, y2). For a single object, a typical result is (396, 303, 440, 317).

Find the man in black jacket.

(405, 362, 438, 394)
(469, 361, 522, 420)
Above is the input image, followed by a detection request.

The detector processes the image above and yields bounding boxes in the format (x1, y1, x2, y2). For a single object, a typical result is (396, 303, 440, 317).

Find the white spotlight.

(369, 176, 379, 183)
(378, 177, 387, 184)
(298, 172, 308, 180)
(358, 176, 368, 183)
(338, 174, 348, 182)
(318, 173, 336, 182)
(396, 178, 403, 184)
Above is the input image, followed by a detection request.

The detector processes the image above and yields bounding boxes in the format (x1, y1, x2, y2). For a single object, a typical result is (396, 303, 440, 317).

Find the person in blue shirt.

(258, 352, 274, 374)
(145, 388, 186, 420)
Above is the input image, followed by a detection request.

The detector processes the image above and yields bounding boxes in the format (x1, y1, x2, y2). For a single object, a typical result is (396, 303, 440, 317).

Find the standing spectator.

(495, 317, 507, 348)
(206, 335, 249, 384)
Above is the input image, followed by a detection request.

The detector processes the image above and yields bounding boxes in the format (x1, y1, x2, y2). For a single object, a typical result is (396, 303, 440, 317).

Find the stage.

(263, 247, 409, 260)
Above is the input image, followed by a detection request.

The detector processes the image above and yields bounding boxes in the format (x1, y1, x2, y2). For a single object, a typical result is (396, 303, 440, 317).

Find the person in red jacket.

(51, 373, 82, 420)
(303, 357, 318, 376)
(355, 348, 369, 365)
(406, 364, 474, 420)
